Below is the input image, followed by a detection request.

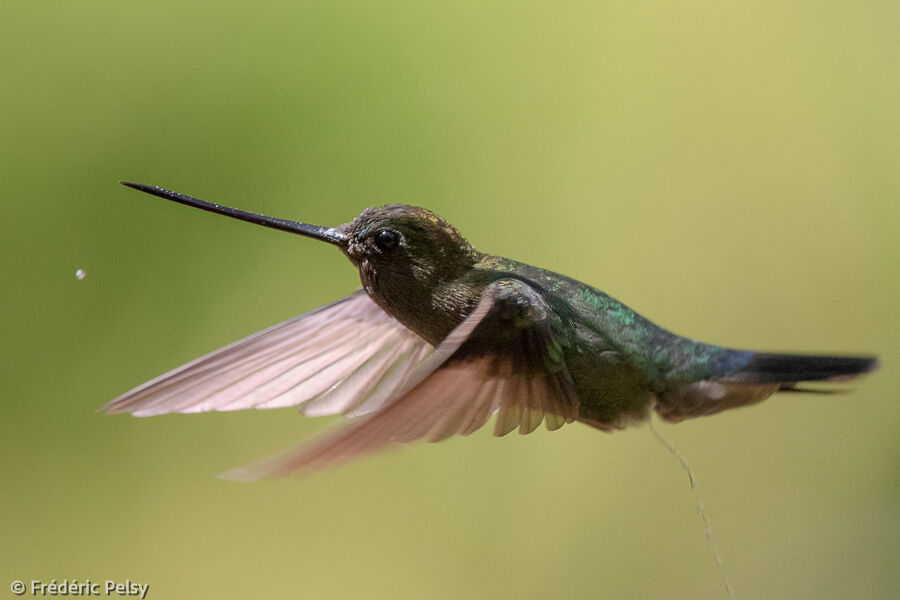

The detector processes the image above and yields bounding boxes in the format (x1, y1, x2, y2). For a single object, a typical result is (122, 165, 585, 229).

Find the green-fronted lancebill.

(105, 182, 879, 480)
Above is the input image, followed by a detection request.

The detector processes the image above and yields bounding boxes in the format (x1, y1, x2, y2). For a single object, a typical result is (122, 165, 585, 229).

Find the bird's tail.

(718, 352, 879, 385)
(655, 351, 878, 423)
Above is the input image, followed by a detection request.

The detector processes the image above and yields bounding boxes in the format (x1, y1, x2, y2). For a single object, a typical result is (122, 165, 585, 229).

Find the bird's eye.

(374, 229, 400, 252)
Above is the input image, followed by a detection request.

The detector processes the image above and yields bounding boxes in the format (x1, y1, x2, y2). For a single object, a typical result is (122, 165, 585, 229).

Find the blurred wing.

(103, 290, 432, 418)
(225, 278, 580, 479)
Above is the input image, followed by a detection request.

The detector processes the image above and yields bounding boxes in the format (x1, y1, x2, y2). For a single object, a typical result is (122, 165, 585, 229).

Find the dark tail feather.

(720, 353, 880, 385)
(655, 351, 878, 423)
(777, 385, 846, 395)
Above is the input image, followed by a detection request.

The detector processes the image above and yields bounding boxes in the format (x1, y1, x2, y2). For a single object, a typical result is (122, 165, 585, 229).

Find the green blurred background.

(2, 1, 898, 599)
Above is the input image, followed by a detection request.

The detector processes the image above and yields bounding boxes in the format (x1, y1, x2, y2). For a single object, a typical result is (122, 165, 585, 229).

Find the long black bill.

(120, 182, 348, 246)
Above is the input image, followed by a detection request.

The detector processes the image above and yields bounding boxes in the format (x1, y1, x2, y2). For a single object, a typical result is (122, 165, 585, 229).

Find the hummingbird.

(105, 182, 879, 480)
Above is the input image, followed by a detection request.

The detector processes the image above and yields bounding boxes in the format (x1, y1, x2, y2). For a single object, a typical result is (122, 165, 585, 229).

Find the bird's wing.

(223, 278, 581, 479)
(102, 290, 432, 417)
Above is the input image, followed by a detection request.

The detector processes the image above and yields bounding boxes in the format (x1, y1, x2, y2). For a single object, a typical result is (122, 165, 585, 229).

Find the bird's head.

(338, 204, 479, 299)
(121, 184, 483, 341)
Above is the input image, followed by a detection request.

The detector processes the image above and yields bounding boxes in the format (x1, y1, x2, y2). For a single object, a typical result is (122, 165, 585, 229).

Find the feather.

(656, 351, 879, 422)
(720, 352, 879, 384)
(221, 279, 580, 479)
(103, 290, 431, 418)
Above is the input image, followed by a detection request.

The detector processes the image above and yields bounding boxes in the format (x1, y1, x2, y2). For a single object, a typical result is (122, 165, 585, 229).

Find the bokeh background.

(2, 2, 898, 599)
